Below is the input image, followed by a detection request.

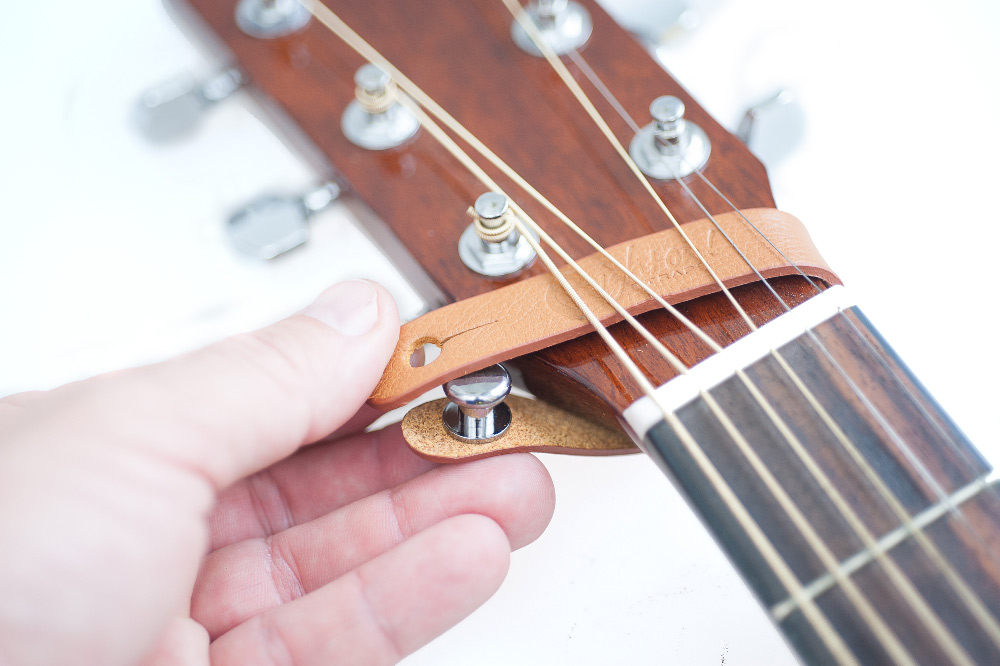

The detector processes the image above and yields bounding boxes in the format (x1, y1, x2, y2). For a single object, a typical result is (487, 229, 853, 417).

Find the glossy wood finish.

(170, 0, 775, 304)
(642, 308, 1000, 665)
(167, 2, 1000, 663)
(168, 0, 780, 424)
(519, 276, 822, 426)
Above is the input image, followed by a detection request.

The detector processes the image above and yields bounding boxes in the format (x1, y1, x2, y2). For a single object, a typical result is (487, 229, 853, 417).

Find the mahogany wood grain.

(519, 276, 822, 427)
(642, 308, 1000, 665)
(167, 0, 780, 424)
(165, 2, 1000, 663)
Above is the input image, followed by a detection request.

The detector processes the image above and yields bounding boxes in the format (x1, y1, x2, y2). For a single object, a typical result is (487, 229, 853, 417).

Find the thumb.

(38, 279, 401, 490)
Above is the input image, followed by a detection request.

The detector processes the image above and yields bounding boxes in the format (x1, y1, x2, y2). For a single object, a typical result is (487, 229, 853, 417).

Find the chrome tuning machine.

(629, 95, 711, 179)
(458, 192, 537, 277)
(133, 68, 244, 143)
(226, 181, 341, 260)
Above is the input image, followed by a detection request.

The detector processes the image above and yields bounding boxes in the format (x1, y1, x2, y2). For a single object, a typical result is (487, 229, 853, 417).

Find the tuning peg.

(341, 64, 420, 150)
(226, 181, 341, 260)
(458, 192, 537, 277)
(600, 0, 700, 47)
(510, 0, 593, 56)
(442, 364, 514, 442)
(736, 89, 806, 167)
(629, 95, 711, 179)
(235, 0, 312, 39)
(133, 68, 244, 142)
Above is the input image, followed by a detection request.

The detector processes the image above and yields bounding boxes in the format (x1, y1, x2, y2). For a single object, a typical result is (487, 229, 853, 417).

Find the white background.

(2, 0, 999, 664)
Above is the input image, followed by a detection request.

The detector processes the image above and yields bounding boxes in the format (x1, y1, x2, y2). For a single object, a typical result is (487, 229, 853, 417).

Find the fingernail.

(304, 280, 379, 336)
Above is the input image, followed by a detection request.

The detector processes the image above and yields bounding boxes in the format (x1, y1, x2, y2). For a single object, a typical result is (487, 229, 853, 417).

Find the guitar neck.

(627, 288, 1000, 665)
(161, 0, 1000, 661)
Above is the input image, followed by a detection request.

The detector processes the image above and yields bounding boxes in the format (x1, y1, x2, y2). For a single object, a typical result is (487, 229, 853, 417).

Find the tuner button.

(226, 182, 340, 260)
(649, 95, 689, 150)
(354, 64, 391, 95)
(736, 89, 806, 168)
(442, 364, 514, 442)
(650, 96, 685, 128)
(473, 192, 510, 221)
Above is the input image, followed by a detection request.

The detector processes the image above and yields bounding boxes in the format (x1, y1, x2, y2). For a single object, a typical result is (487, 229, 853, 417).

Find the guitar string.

(504, 3, 981, 663)
(404, 79, 933, 665)
(500, 0, 761, 332)
(683, 162, 992, 503)
(306, 2, 992, 660)
(680, 157, 1000, 650)
(526, 3, 969, 490)
(308, 2, 953, 661)
(396, 85, 866, 666)
(301, 2, 861, 662)
(565, 38, 1000, 647)
(677, 154, 1000, 639)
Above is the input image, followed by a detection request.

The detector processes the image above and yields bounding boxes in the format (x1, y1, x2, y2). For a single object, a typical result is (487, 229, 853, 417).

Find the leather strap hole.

(409, 339, 442, 368)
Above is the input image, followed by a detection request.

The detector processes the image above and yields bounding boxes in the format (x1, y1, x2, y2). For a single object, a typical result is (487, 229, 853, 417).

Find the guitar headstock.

(165, 0, 804, 428)
(7, 1, 1000, 665)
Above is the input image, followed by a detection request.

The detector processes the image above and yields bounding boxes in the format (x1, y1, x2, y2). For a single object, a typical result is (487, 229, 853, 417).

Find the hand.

(0, 280, 556, 666)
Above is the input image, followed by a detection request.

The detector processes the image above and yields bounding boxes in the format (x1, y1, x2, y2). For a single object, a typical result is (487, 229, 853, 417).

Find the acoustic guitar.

(153, 0, 1000, 663)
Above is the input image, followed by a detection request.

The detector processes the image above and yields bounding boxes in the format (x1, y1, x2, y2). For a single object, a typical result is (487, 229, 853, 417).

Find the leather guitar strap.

(371, 208, 840, 410)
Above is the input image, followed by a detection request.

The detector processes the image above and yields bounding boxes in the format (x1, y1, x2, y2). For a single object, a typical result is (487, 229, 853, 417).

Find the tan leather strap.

(371, 208, 839, 408)
(402, 396, 637, 462)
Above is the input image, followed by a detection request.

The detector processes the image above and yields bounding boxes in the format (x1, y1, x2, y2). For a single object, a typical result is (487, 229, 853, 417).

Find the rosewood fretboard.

(639, 303, 1000, 665)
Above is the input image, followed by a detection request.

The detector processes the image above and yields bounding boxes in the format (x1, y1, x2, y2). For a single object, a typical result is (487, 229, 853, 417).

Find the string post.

(234, 0, 311, 39)
(341, 64, 420, 150)
(458, 193, 537, 276)
(472, 192, 518, 246)
(536, 0, 569, 21)
(629, 95, 711, 179)
(511, 0, 593, 56)
(651, 96, 689, 155)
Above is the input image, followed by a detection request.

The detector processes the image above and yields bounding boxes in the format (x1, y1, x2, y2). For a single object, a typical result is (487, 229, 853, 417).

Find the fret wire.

(401, 30, 922, 656)
(657, 87, 1000, 644)
(680, 160, 990, 502)
(767, 345, 1000, 647)
(667, 147, 1000, 648)
(551, 27, 1000, 653)
(303, 0, 1000, 659)
(501, 4, 971, 662)
(407, 40, 912, 660)
(771, 474, 994, 622)
(656, 408, 860, 666)
(398, 84, 862, 666)
(693, 384, 925, 665)
(567, 16, 991, 502)
(733, 362, 978, 665)
(565, 29, 986, 495)
(303, 4, 863, 662)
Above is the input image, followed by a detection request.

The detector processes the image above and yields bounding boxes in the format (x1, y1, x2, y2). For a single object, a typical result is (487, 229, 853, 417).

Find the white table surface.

(2, 1, 998, 664)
